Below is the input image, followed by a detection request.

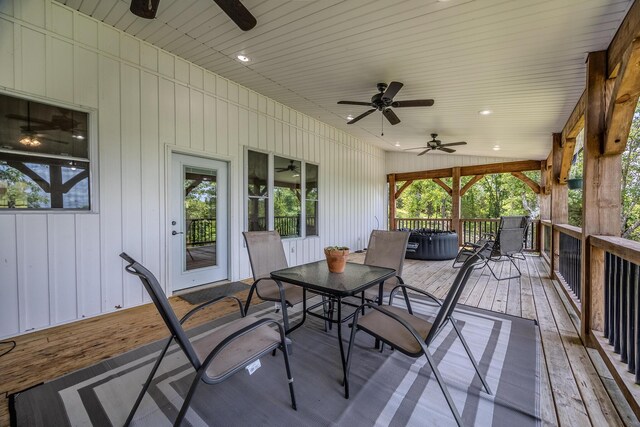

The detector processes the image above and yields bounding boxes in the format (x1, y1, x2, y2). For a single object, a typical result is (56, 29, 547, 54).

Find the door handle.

(172, 231, 184, 235)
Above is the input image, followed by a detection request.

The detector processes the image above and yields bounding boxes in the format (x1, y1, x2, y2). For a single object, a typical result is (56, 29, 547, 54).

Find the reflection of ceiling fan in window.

(6, 105, 84, 145)
(276, 160, 300, 175)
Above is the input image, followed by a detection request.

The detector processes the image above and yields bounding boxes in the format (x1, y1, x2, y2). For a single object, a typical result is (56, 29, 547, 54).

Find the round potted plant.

(324, 246, 349, 273)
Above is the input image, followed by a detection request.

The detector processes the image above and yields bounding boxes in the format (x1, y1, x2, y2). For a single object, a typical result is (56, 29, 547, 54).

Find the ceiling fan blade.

(417, 149, 431, 156)
(382, 81, 403, 101)
(438, 147, 456, 153)
(337, 101, 372, 106)
(403, 147, 429, 151)
(347, 109, 376, 124)
(213, 0, 257, 31)
(6, 114, 55, 126)
(382, 108, 401, 125)
(130, 0, 160, 19)
(439, 141, 467, 147)
(392, 99, 435, 108)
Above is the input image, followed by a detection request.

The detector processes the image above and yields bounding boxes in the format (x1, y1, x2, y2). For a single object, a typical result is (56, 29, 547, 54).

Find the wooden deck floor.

(0, 254, 637, 426)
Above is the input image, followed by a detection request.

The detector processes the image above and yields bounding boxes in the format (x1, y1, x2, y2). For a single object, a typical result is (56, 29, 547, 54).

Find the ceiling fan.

(337, 81, 434, 126)
(130, 0, 257, 31)
(405, 134, 467, 156)
(276, 160, 300, 174)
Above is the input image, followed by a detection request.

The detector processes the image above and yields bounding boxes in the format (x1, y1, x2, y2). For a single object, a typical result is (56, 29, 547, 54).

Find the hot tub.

(403, 229, 459, 261)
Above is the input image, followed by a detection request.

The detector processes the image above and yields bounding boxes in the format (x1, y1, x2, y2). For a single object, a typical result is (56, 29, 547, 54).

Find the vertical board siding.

(0, 0, 385, 338)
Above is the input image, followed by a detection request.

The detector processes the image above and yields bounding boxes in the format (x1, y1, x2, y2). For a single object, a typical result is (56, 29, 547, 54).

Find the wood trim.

(553, 223, 583, 240)
(388, 174, 396, 230)
(432, 178, 452, 195)
(607, 0, 640, 78)
(604, 38, 640, 155)
(590, 235, 640, 266)
(562, 90, 586, 142)
(393, 160, 541, 182)
(510, 171, 540, 194)
(394, 180, 413, 199)
(460, 174, 484, 196)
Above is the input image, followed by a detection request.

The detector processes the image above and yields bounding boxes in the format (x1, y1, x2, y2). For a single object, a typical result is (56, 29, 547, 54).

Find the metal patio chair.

(452, 216, 529, 281)
(120, 253, 296, 426)
(243, 231, 308, 333)
(345, 247, 491, 426)
(362, 230, 411, 304)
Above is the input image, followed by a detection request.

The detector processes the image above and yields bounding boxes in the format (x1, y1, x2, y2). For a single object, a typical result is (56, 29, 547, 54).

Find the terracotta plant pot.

(324, 247, 349, 273)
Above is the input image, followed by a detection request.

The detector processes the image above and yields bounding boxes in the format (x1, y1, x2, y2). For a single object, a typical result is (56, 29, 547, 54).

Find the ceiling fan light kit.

(404, 133, 467, 156)
(337, 81, 434, 130)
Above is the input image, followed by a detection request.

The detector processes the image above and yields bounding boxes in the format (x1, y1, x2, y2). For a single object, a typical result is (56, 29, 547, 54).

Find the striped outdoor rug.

(12, 296, 541, 426)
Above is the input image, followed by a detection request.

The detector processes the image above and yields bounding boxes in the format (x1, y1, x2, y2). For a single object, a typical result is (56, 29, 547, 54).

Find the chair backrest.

(120, 253, 201, 370)
(492, 216, 529, 256)
(425, 247, 485, 346)
(243, 231, 288, 279)
(364, 230, 410, 278)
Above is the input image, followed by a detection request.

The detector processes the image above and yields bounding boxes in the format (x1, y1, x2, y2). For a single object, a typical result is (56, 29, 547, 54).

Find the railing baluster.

(621, 259, 629, 362)
(614, 255, 622, 354)
(628, 263, 636, 371)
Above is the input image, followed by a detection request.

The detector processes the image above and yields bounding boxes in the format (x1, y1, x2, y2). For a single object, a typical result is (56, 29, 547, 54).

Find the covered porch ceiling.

(58, 0, 632, 159)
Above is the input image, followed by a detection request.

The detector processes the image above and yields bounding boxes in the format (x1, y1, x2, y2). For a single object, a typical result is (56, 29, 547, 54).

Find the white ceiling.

(58, 0, 632, 159)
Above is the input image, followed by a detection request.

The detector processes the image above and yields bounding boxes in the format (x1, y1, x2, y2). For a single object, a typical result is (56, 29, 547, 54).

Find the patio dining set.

(119, 216, 529, 427)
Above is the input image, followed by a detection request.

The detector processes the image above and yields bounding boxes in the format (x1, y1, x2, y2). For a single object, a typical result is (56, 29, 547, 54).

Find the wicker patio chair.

(345, 247, 491, 426)
(120, 252, 296, 426)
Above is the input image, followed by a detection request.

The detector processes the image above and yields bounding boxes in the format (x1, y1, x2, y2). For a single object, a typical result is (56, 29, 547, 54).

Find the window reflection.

(274, 156, 301, 238)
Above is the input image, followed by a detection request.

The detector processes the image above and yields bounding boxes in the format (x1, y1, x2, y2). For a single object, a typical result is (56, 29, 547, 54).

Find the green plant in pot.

(324, 246, 349, 273)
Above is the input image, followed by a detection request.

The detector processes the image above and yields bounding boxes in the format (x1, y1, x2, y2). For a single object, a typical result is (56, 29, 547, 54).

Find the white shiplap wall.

(385, 151, 524, 175)
(0, 0, 385, 338)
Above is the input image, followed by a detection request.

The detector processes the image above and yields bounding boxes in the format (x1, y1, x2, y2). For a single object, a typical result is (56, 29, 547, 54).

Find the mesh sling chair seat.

(452, 216, 529, 281)
(119, 253, 296, 426)
(243, 231, 310, 333)
(345, 247, 491, 427)
(362, 230, 411, 304)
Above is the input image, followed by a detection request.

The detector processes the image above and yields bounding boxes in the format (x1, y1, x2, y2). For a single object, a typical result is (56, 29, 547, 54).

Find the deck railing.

(590, 236, 640, 385)
(187, 218, 216, 246)
(554, 224, 582, 302)
(394, 217, 540, 251)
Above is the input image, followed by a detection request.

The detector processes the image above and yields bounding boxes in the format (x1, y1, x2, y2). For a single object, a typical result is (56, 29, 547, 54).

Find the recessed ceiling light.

(492, 145, 500, 151)
(479, 109, 492, 116)
(394, 142, 401, 147)
(237, 55, 250, 62)
(347, 115, 353, 121)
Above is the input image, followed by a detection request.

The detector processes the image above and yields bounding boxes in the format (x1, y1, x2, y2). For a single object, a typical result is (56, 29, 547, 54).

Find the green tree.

(0, 164, 50, 208)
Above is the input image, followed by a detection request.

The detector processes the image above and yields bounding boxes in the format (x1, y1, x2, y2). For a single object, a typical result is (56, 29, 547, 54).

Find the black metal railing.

(187, 218, 216, 246)
(558, 232, 581, 300)
(395, 218, 452, 231)
(542, 222, 552, 259)
(604, 252, 640, 382)
(460, 218, 539, 251)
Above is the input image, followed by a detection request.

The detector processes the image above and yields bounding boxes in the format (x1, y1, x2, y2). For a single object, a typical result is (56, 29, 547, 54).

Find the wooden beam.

(388, 174, 396, 230)
(539, 162, 551, 221)
(460, 174, 484, 196)
(451, 167, 461, 242)
(558, 137, 576, 184)
(460, 160, 542, 176)
(562, 90, 586, 142)
(581, 51, 621, 345)
(607, 0, 640, 77)
(394, 180, 413, 199)
(604, 38, 640, 155)
(432, 178, 452, 195)
(551, 133, 568, 278)
(392, 159, 542, 183)
(393, 167, 452, 182)
(510, 171, 541, 194)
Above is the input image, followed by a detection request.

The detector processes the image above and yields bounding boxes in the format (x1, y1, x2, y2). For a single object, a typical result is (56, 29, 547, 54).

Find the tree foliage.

(396, 171, 540, 219)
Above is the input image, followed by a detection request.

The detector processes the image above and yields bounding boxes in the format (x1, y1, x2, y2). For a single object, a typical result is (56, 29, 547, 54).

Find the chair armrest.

(180, 295, 245, 324)
(389, 283, 442, 315)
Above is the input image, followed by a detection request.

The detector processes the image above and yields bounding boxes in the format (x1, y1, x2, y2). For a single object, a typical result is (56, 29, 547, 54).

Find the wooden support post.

(452, 167, 461, 246)
(539, 158, 552, 254)
(388, 174, 396, 230)
(551, 133, 568, 278)
(581, 51, 622, 346)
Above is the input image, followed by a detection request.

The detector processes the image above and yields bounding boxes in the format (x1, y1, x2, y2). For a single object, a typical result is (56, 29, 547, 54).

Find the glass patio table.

(270, 260, 396, 392)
